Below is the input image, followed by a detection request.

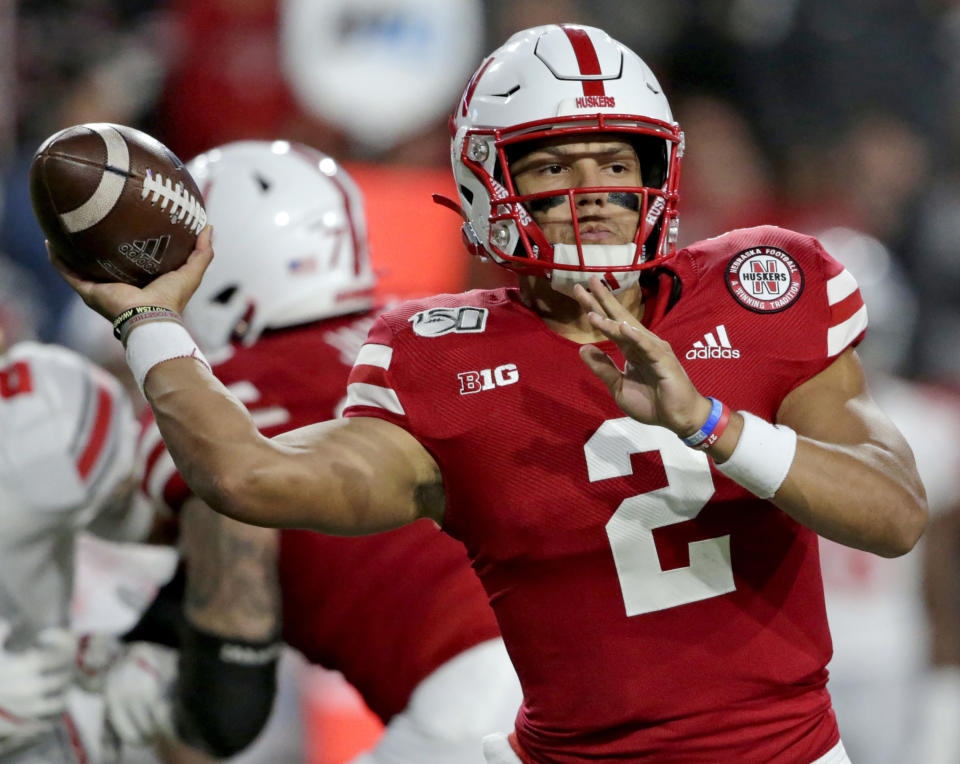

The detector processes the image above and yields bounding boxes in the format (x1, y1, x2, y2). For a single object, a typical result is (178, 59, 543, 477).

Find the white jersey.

(0, 342, 137, 637)
(820, 374, 960, 763)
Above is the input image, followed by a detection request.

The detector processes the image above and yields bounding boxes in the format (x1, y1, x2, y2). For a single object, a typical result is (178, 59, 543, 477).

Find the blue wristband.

(681, 397, 723, 448)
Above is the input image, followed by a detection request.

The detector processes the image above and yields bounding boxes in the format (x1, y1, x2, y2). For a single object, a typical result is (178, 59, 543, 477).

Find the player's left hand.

(574, 277, 711, 437)
(0, 623, 77, 740)
(103, 642, 177, 746)
(48, 226, 214, 322)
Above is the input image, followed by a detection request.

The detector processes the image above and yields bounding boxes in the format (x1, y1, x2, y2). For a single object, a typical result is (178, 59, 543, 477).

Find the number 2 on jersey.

(584, 419, 735, 616)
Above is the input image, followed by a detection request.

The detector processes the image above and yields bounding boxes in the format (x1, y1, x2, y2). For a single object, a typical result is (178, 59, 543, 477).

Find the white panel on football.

(60, 125, 130, 234)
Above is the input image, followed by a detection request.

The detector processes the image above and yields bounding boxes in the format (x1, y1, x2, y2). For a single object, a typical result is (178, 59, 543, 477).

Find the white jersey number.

(584, 418, 734, 616)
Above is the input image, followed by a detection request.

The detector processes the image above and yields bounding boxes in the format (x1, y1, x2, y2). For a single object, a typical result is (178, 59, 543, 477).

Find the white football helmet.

(444, 24, 684, 295)
(184, 141, 375, 353)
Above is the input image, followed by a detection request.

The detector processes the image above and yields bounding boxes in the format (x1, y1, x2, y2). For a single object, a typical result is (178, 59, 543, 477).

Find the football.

(30, 123, 206, 287)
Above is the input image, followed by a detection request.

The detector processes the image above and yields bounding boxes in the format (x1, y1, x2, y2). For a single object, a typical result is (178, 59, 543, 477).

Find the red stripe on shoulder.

(140, 440, 167, 498)
(347, 365, 389, 388)
(830, 290, 864, 326)
(76, 385, 113, 480)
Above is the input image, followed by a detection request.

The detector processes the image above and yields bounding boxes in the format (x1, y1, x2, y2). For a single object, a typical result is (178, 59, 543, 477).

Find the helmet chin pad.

(548, 243, 642, 297)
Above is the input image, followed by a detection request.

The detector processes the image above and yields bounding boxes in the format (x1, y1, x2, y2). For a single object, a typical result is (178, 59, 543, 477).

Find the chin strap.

(433, 195, 485, 259)
(431, 193, 467, 220)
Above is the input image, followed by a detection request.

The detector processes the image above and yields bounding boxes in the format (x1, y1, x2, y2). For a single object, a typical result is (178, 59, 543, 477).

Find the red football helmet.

(443, 24, 684, 296)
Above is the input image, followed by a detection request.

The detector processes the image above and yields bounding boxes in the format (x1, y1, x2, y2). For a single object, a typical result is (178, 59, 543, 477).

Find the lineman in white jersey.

(817, 228, 960, 764)
(0, 340, 152, 762)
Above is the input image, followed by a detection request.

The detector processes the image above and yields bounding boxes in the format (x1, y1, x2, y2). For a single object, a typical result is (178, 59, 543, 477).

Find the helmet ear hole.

(212, 285, 240, 304)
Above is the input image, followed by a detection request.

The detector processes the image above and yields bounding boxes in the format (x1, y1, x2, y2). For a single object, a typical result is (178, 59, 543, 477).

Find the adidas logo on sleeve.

(685, 325, 741, 360)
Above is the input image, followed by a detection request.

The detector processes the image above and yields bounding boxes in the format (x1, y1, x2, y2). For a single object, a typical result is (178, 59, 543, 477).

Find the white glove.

(0, 622, 77, 740)
(103, 641, 177, 746)
(74, 632, 126, 693)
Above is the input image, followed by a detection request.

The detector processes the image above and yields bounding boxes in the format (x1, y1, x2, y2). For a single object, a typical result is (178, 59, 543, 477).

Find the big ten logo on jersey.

(410, 306, 488, 338)
(459, 364, 519, 395)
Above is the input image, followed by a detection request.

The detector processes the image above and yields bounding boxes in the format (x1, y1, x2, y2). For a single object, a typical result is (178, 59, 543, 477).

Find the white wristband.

(715, 411, 797, 499)
(125, 320, 210, 395)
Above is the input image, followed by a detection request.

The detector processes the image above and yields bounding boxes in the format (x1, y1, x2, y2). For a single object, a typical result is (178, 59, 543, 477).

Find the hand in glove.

(103, 641, 177, 746)
(0, 621, 77, 740)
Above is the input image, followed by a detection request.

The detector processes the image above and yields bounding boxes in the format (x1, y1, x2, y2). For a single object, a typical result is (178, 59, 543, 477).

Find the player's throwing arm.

(576, 276, 927, 558)
(51, 228, 441, 536)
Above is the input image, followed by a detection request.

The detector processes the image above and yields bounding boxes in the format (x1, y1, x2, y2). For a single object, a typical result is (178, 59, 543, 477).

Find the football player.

(117, 141, 520, 763)
(0, 338, 151, 762)
(54, 25, 927, 763)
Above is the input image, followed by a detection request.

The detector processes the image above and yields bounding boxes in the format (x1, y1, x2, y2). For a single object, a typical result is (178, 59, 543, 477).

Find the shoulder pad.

(0, 343, 136, 513)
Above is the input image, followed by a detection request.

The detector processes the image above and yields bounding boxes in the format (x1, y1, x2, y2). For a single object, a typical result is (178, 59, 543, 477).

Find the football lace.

(141, 169, 208, 234)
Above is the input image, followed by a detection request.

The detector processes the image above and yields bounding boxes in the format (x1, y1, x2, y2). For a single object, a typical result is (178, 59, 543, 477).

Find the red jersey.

(137, 313, 501, 722)
(343, 227, 867, 762)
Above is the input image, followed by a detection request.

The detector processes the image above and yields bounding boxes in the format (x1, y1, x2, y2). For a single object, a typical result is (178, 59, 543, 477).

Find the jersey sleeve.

(710, 227, 870, 395)
(761, 229, 869, 394)
(818, 243, 869, 359)
(341, 315, 413, 430)
(0, 343, 136, 520)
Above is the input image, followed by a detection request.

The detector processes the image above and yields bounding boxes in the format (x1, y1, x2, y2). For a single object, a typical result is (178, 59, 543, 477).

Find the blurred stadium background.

(3, 1, 960, 762)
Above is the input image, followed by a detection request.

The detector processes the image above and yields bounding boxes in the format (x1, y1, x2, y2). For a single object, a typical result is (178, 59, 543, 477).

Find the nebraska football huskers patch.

(725, 246, 803, 313)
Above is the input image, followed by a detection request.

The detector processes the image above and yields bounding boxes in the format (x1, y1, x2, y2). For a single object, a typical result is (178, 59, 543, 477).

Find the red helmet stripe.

(461, 56, 495, 117)
(560, 25, 606, 96)
(289, 144, 364, 277)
